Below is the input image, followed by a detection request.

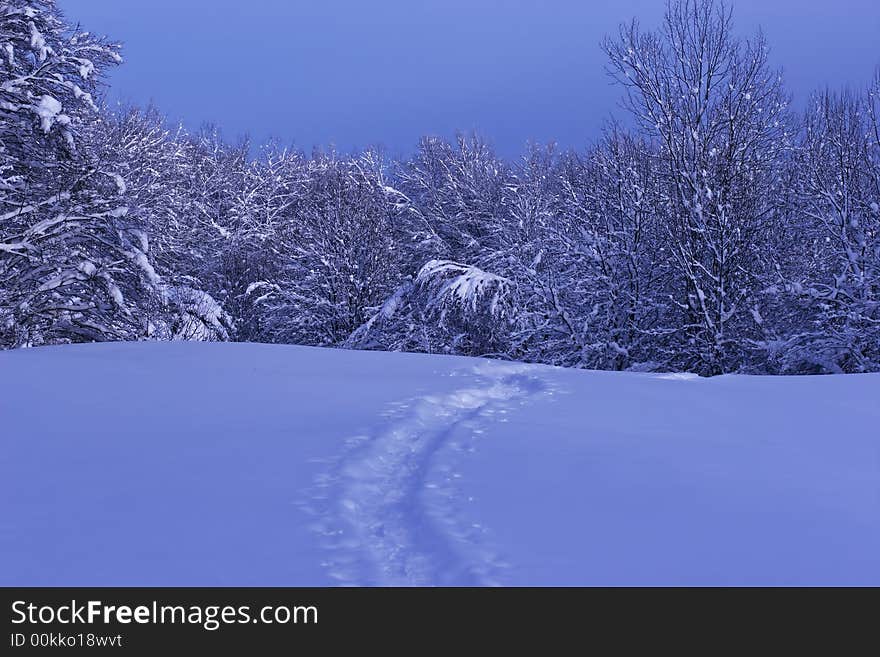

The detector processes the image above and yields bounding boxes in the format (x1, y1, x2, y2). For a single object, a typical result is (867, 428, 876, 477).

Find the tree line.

(2, 0, 878, 374)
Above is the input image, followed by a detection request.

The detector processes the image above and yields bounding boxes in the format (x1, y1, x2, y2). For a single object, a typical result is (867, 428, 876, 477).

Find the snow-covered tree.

(216, 143, 304, 342)
(397, 134, 510, 264)
(604, 0, 791, 374)
(91, 107, 233, 341)
(246, 149, 408, 346)
(776, 85, 880, 372)
(577, 130, 669, 370)
(0, 0, 161, 346)
(496, 143, 578, 365)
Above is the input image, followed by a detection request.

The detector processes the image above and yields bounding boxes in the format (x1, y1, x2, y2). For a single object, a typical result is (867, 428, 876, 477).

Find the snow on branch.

(415, 260, 512, 318)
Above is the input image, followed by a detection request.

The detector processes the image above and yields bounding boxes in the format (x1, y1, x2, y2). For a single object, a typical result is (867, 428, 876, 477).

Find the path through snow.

(304, 361, 551, 586)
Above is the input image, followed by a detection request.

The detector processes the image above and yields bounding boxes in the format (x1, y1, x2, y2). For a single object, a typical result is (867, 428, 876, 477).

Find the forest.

(1, 0, 878, 375)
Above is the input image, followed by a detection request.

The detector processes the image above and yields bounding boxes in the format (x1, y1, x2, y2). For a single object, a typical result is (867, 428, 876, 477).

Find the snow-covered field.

(1, 343, 878, 586)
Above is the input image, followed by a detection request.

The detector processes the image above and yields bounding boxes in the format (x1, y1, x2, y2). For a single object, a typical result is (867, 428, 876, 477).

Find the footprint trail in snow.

(304, 361, 549, 586)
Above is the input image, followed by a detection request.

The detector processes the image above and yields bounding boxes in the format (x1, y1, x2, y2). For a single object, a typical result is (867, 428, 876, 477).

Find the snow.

(106, 281, 124, 307)
(29, 21, 49, 61)
(164, 286, 231, 341)
(131, 229, 149, 253)
(77, 58, 95, 80)
(107, 172, 127, 194)
(245, 281, 273, 296)
(447, 368, 880, 585)
(1, 342, 878, 586)
(417, 260, 511, 315)
(129, 247, 160, 285)
(347, 279, 414, 347)
(34, 95, 62, 132)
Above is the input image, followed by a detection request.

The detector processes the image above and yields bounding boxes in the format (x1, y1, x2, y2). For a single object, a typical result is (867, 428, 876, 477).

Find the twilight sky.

(60, 0, 880, 159)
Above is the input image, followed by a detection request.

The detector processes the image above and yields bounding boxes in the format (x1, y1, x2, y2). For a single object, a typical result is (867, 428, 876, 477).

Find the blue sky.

(60, 0, 880, 159)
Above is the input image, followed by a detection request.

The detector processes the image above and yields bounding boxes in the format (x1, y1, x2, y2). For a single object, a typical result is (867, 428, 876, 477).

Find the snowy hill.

(1, 342, 878, 586)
